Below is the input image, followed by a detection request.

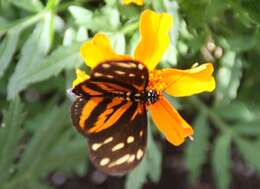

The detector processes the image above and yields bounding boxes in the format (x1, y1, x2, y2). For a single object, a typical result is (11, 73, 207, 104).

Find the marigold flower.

(122, 0, 144, 6)
(74, 10, 215, 146)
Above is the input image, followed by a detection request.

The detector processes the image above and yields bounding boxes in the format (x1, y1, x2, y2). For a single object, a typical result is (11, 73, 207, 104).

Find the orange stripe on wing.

(79, 98, 103, 129)
(81, 85, 102, 95)
(89, 102, 132, 133)
(130, 104, 143, 121)
(103, 82, 130, 92)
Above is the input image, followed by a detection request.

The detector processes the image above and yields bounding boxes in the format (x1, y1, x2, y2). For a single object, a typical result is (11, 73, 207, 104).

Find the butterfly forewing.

(70, 60, 149, 175)
(72, 60, 149, 96)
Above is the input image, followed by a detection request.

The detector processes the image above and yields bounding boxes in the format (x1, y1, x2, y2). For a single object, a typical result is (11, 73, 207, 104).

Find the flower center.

(148, 70, 167, 93)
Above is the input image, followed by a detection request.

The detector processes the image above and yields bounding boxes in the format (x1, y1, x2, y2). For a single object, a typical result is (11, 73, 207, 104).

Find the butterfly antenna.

(159, 73, 187, 94)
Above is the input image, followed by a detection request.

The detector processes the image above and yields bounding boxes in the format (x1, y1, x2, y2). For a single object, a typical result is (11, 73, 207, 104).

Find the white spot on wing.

(100, 158, 110, 166)
(92, 143, 102, 151)
(112, 143, 125, 151)
(104, 137, 113, 144)
(106, 75, 114, 79)
(94, 72, 103, 77)
(127, 154, 135, 163)
(127, 136, 134, 144)
(102, 63, 111, 68)
(138, 64, 144, 70)
(108, 154, 130, 167)
(116, 62, 135, 68)
(115, 70, 125, 75)
(136, 149, 143, 160)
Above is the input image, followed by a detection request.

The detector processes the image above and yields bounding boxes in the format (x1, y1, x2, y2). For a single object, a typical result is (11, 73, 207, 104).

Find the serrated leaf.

(212, 134, 231, 189)
(0, 97, 26, 184)
(7, 41, 81, 99)
(126, 122, 162, 189)
(216, 50, 242, 103)
(69, 6, 93, 27)
(9, 0, 43, 13)
(7, 12, 54, 99)
(69, 6, 120, 32)
(0, 29, 20, 78)
(185, 113, 210, 184)
(235, 137, 260, 171)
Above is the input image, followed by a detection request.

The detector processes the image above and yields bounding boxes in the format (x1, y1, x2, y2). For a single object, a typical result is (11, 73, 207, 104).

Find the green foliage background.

(0, 0, 259, 189)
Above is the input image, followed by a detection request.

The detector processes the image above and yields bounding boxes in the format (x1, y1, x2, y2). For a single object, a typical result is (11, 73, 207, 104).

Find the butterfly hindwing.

(87, 103, 147, 175)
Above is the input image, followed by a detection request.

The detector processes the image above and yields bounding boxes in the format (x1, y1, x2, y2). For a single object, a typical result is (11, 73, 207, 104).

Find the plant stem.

(56, 0, 87, 12)
(121, 21, 139, 34)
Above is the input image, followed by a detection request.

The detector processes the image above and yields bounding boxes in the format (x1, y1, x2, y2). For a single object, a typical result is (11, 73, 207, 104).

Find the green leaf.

(212, 134, 231, 189)
(233, 119, 260, 135)
(162, 0, 179, 66)
(185, 113, 210, 184)
(0, 30, 20, 78)
(69, 6, 120, 32)
(126, 121, 162, 189)
(0, 11, 45, 35)
(0, 102, 88, 188)
(7, 12, 54, 99)
(9, 0, 43, 13)
(0, 97, 26, 183)
(69, 6, 93, 27)
(146, 120, 162, 182)
(235, 137, 260, 171)
(216, 50, 242, 103)
(7, 40, 81, 99)
(16, 103, 70, 178)
(109, 32, 126, 54)
(214, 101, 255, 122)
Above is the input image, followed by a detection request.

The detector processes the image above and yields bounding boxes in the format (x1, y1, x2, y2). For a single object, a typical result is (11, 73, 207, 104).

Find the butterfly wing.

(71, 60, 149, 175)
(71, 97, 147, 175)
(72, 60, 149, 96)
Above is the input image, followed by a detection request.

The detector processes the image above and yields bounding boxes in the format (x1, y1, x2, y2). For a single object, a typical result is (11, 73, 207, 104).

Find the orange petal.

(80, 33, 131, 68)
(122, 0, 144, 6)
(149, 96, 193, 146)
(134, 10, 173, 70)
(72, 69, 89, 88)
(160, 63, 215, 97)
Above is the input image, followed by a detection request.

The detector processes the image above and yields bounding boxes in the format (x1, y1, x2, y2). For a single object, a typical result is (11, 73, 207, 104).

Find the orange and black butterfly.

(70, 60, 159, 175)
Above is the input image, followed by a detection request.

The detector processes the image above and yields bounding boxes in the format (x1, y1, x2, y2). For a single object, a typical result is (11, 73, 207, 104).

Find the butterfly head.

(146, 89, 159, 104)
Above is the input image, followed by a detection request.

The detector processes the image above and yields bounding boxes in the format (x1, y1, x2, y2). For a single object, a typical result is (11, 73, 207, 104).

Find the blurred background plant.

(0, 0, 259, 189)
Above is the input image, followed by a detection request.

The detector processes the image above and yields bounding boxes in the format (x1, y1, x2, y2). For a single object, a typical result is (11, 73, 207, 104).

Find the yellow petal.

(122, 0, 144, 5)
(134, 10, 173, 70)
(80, 33, 131, 68)
(72, 69, 89, 88)
(160, 63, 215, 97)
(149, 96, 193, 146)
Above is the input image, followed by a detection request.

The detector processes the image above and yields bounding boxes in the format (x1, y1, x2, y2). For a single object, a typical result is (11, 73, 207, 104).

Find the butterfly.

(70, 59, 159, 175)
